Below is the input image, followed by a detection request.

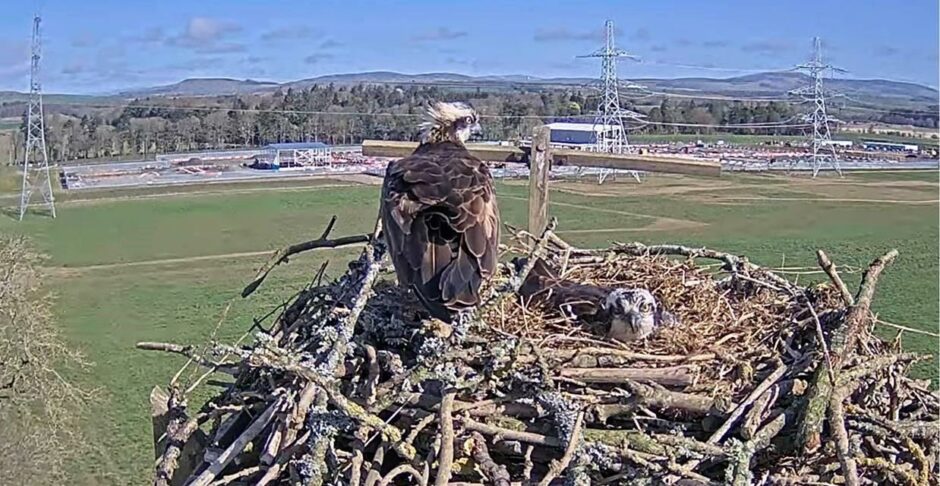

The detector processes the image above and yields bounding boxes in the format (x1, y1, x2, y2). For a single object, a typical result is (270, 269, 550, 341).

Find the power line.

(639, 60, 793, 74)
(629, 89, 793, 103)
(637, 120, 810, 129)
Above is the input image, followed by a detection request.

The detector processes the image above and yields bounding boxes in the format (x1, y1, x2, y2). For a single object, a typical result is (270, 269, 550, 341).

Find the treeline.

(876, 109, 938, 129)
(5, 83, 827, 162)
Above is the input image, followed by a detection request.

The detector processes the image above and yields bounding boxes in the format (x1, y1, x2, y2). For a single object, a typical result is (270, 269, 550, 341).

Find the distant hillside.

(2, 71, 935, 113)
(289, 71, 938, 111)
(634, 72, 937, 108)
(117, 78, 280, 97)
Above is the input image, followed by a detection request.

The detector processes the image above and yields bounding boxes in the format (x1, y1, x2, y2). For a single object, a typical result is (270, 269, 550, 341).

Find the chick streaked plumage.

(602, 288, 675, 342)
(516, 257, 677, 342)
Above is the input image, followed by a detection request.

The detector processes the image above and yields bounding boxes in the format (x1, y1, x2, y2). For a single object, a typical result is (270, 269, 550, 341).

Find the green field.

(0, 170, 937, 484)
(630, 132, 940, 148)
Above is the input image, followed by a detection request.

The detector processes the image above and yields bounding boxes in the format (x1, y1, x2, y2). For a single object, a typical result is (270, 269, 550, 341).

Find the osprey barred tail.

(380, 102, 500, 321)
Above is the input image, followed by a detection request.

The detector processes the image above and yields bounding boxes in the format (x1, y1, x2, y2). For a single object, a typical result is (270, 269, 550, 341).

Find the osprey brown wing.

(517, 257, 610, 319)
(381, 142, 500, 318)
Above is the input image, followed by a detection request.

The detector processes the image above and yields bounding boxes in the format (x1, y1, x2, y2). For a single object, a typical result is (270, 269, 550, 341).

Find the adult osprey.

(516, 257, 677, 342)
(380, 102, 500, 321)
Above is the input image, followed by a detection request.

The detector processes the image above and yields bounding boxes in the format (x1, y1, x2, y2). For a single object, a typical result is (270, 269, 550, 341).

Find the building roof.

(545, 122, 623, 133)
(266, 142, 330, 150)
(862, 140, 918, 147)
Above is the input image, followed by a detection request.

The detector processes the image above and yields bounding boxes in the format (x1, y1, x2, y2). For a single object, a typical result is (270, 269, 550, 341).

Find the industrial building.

(264, 142, 333, 168)
(544, 122, 624, 147)
(861, 140, 919, 153)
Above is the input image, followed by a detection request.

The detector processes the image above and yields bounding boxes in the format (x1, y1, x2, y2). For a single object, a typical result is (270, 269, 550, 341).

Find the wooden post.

(528, 125, 551, 235)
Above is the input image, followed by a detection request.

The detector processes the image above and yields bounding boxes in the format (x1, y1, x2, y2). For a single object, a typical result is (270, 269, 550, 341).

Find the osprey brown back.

(381, 141, 500, 321)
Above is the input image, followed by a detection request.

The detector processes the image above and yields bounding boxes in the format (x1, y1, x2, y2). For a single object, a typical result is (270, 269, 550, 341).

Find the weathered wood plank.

(361, 140, 527, 163)
(361, 140, 721, 177)
(552, 148, 721, 177)
(528, 126, 551, 235)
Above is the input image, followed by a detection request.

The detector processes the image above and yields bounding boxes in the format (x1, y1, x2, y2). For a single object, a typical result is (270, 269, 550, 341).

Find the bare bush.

(0, 236, 89, 485)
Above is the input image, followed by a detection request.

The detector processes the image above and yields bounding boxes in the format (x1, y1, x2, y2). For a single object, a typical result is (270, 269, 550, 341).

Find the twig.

(838, 249, 899, 364)
(874, 317, 940, 338)
(241, 215, 371, 297)
(799, 249, 899, 452)
(362, 345, 381, 406)
(816, 250, 855, 306)
(241, 347, 417, 461)
(460, 417, 563, 448)
(536, 411, 584, 486)
(378, 464, 427, 486)
(805, 295, 837, 387)
(256, 430, 310, 486)
(434, 391, 457, 486)
(469, 432, 512, 486)
(209, 466, 263, 486)
(707, 363, 787, 445)
(154, 388, 200, 486)
(596, 381, 720, 420)
(553, 347, 717, 364)
(558, 366, 695, 387)
(137, 342, 238, 375)
(188, 397, 283, 486)
(855, 457, 919, 486)
(828, 397, 860, 486)
(740, 387, 775, 440)
(523, 445, 535, 482)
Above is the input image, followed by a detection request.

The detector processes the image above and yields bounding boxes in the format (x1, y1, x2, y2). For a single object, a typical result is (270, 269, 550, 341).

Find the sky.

(0, 0, 937, 94)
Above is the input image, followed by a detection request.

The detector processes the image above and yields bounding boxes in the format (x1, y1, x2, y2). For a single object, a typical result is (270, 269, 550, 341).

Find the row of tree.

(0, 83, 894, 163)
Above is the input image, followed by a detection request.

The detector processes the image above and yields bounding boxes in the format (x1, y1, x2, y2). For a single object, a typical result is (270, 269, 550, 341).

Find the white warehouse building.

(544, 122, 624, 146)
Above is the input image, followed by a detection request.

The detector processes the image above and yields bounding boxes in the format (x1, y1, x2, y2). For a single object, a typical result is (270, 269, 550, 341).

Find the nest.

(141, 221, 938, 486)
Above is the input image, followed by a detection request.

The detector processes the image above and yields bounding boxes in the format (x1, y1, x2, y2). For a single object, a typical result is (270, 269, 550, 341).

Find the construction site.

(2, 5, 938, 486)
(56, 136, 937, 192)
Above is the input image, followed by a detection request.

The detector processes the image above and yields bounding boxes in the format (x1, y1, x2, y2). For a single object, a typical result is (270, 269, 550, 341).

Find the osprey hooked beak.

(419, 101, 481, 145)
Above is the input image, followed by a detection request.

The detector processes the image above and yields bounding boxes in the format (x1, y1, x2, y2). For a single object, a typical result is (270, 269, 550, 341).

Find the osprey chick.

(516, 257, 677, 342)
(381, 102, 500, 321)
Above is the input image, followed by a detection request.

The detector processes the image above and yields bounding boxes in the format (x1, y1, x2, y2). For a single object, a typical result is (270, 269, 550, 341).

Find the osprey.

(516, 257, 678, 342)
(380, 102, 500, 321)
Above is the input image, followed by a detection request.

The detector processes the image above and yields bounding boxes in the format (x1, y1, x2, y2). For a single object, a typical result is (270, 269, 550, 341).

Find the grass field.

(0, 170, 937, 484)
(630, 132, 940, 148)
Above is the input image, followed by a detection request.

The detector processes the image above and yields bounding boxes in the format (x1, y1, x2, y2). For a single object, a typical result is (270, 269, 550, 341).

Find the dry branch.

(799, 249, 899, 452)
(241, 215, 371, 297)
(558, 366, 695, 387)
(536, 411, 583, 486)
(138, 229, 934, 486)
(434, 391, 457, 486)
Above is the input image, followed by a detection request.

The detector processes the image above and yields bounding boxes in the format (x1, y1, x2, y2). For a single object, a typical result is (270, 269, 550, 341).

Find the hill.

(2, 72, 934, 113)
(114, 71, 937, 112)
(116, 78, 281, 97)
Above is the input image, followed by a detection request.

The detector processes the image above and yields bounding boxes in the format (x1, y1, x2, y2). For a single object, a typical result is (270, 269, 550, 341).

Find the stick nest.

(142, 224, 938, 486)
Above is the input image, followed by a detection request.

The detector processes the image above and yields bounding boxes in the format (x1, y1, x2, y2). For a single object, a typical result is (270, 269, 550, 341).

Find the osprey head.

(602, 288, 677, 342)
(419, 101, 481, 145)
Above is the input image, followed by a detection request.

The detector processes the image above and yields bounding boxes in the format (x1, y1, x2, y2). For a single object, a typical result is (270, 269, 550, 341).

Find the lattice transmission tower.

(19, 13, 56, 220)
(790, 36, 845, 178)
(578, 20, 644, 183)
(578, 19, 642, 154)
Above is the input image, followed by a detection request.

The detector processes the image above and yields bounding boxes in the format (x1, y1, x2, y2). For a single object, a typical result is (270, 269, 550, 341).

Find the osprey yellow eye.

(640, 302, 652, 313)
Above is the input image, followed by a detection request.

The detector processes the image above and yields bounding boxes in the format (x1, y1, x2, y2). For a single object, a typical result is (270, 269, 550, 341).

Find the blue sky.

(0, 0, 937, 94)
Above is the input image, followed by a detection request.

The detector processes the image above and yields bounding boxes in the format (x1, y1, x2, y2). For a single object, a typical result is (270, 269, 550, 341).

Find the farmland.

(0, 170, 937, 484)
